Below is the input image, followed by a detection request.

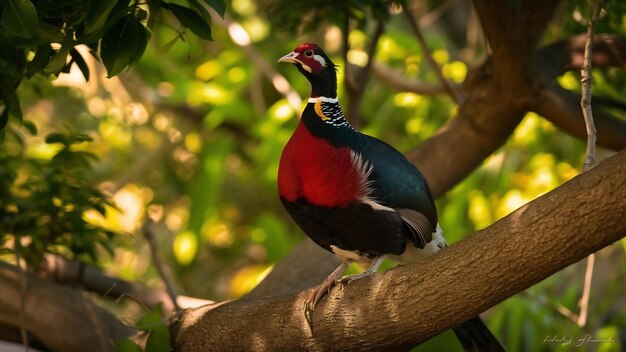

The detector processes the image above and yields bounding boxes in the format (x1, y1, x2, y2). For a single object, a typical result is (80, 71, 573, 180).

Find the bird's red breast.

(278, 121, 364, 207)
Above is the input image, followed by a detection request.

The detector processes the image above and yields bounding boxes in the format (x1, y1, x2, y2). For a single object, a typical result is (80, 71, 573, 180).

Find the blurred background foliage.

(1, 0, 625, 351)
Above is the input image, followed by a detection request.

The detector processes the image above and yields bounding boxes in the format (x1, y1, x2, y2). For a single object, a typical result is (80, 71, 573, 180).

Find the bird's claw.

(304, 302, 314, 328)
(301, 262, 351, 330)
(337, 270, 373, 288)
(337, 276, 355, 287)
(303, 278, 338, 329)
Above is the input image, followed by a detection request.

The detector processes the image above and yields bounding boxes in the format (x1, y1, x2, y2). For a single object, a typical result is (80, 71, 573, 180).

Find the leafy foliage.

(0, 128, 115, 268)
(114, 304, 170, 352)
(0, 0, 225, 128)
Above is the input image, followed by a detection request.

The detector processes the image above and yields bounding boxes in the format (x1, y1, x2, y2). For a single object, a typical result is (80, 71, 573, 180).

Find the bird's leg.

(306, 261, 349, 310)
(338, 255, 386, 286)
(303, 261, 349, 326)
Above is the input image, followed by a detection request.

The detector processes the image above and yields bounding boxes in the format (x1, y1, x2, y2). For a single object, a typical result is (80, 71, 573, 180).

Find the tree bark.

(0, 262, 135, 352)
(39, 253, 211, 315)
(171, 150, 626, 351)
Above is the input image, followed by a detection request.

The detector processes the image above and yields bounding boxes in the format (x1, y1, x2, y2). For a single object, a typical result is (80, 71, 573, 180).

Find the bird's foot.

(306, 275, 337, 310)
(303, 262, 349, 329)
(337, 271, 374, 287)
(302, 256, 386, 329)
(303, 278, 336, 326)
(337, 255, 386, 287)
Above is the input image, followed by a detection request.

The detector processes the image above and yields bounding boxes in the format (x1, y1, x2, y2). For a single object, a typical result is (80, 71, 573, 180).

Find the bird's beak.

(278, 51, 299, 64)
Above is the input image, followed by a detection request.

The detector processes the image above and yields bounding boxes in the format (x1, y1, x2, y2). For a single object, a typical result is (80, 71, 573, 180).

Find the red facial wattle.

(278, 43, 326, 74)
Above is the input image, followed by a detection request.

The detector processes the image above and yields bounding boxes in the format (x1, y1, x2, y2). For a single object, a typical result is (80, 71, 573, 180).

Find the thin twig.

(580, 0, 604, 171)
(577, 252, 595, 327)
(418, 0, 456, 28)
(403, 6, 464, 104)
(577, 0, 605, 329)
(142, 219, 181, 313)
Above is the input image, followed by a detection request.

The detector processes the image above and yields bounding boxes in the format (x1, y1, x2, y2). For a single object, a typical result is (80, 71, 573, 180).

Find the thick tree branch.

(40, 253, 211, 314)
(535, 34, 626, 78)
(534, 86, 626, 150)
(172, 150, 626, 351)
(515, 33, 626, 152)
(0, 262, 135, 352)
(473, 0, 559, 84)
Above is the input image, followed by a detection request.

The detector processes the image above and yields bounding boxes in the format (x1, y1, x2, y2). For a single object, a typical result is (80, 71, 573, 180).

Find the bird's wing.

(357, 134, 438, 231)
(397, 208, 433, 248)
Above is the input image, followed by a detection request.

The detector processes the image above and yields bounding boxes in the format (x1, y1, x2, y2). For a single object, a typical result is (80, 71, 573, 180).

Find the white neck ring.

(308, 96, 338, 103)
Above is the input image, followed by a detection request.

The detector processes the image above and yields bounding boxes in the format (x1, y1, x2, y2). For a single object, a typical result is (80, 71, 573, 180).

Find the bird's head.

(278, 43, 337, 98)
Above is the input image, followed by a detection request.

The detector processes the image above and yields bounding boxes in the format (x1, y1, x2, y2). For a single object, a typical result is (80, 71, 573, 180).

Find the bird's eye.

(304, 50, 314, 57)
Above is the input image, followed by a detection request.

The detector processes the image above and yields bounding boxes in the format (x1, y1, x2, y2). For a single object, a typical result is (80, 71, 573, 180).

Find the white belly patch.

(330, 245, 375, 266)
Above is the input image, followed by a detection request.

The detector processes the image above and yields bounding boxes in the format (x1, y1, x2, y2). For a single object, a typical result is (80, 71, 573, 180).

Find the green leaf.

(100, 15, 149, 77)
(188, 0, 211, 20)
(113, 339, 142, 352)
(85, 0, 120, 34)
(33, 21, 64, 44)
(164, 3, 213, 40)
(1, 0, 38, 38)
(0, 83, 22, 120)
(0, 35, 26, 83)
(202, 0, 226, 18)
(160, 36, 180, 52)
(77, 0, 131, 45)
(26, 45, 52, 77)
(145, 327, 170, 352)
(22, 119, 37, 135)
(136, 303, 163, 330)
(45, 132, 69, 145)
(45, 47, 70, 76)
(72, 133, 94, 144)
(70, 49, 90, 81)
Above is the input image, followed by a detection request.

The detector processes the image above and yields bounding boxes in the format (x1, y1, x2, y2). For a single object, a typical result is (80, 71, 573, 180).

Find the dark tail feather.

(452, 316, 506, 352)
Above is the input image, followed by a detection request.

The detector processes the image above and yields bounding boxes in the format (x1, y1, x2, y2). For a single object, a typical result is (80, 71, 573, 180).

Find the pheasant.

(277, 43, 504, 351)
